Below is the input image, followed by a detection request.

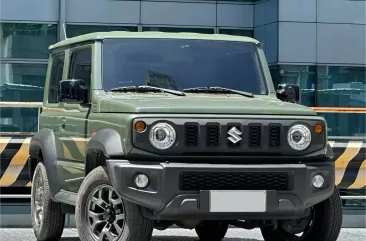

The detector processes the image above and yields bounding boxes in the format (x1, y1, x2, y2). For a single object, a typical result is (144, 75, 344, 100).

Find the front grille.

(206, 125, 219, 146)
(180, 172, 289, 191)
(185, 125, 198, 146)
(269, 126, 281, 147)
(182, 121, 284, 150)
(249, 125, 261, 146)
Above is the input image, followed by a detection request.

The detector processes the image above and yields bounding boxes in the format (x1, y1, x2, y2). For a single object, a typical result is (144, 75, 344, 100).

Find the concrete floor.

(0, 228, 365, 241)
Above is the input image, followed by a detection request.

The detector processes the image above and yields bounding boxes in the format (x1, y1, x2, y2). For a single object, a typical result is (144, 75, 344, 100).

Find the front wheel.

(75, 166, 154, 241)
(31, 162, 65, 241)
(261, 187, 343, 241)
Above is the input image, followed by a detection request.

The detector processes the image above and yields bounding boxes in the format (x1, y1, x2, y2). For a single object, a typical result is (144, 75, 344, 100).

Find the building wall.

(254, 0, 278, 63)
(263, 0, 366, 139)
(277, 0, 366, 65)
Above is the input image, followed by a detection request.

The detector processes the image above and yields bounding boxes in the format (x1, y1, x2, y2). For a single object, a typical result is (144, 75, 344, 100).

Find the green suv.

(28, 32, 342, 241)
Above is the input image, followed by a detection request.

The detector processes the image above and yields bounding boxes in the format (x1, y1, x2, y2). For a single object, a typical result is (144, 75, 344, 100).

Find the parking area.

(0, 228, 365, 241)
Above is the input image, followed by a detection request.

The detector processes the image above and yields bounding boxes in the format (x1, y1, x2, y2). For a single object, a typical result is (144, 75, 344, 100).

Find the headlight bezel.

(148, 122, 177, 150)
(287, 123, 312, 151)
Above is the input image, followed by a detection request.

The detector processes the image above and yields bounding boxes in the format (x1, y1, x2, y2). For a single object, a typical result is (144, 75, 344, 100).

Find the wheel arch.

(85, 128, 124, 176)
(28, 128, 61, 197)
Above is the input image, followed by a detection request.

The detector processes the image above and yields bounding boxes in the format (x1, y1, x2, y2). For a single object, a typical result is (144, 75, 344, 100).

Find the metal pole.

(341, 196, 366, 200)
(37, 106, 40, 131)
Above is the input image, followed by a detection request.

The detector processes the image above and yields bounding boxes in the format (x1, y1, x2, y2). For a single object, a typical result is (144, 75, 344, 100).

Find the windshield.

(102, 38, 268, 95)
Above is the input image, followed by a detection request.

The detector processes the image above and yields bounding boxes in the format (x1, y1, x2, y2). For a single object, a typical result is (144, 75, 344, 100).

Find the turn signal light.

(135, 121, 146, 133)
(314, 124, 323, 133)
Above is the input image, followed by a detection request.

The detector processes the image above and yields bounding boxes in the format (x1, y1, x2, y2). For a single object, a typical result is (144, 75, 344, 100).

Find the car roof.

(49, 31, 260, 50)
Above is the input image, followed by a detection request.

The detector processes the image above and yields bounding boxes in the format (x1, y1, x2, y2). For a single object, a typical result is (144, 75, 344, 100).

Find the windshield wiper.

(110, 85, 185, 96)
(183, 86, 254, 98)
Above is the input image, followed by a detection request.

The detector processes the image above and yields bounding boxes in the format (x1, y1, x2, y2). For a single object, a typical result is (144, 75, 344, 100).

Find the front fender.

(85, 128, 124, 175)
(29, 128, 61, 197)
(86, 128, 124, 158)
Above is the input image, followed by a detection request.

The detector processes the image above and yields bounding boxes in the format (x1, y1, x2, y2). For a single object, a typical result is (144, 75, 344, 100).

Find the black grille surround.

(206, 125, 220, 146)
(180, 172, 289, 191)
(249, 125, 261, 147)
(185, 124, 198, 146)
(269, 125, 281, 147)
(132, 118, 326, 157)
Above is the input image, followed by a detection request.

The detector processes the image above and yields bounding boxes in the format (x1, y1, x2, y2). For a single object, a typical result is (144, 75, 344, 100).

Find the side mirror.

(58, 79, 88, 104)
(276, 83, 300, 104)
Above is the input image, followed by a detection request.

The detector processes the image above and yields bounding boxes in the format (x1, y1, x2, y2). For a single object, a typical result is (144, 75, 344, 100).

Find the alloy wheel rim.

(86, 184, 125, 241)
(33, 171, 44, 227)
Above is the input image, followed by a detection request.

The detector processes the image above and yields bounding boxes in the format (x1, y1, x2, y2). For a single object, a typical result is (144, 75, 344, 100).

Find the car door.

(42, 51, 68, 190)
(54, 46, 93, 193)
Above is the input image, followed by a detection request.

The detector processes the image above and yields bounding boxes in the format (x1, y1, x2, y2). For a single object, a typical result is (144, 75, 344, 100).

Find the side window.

(48, 53, 65, 103)
(69, 48, 92, 88)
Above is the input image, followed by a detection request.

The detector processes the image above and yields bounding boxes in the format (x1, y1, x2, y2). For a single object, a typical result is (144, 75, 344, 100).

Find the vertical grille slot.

(185, 125, 198, 146)
(269, 126, 281, 147)
(249, 125, 261, 146)
(206, 125, 219, 146)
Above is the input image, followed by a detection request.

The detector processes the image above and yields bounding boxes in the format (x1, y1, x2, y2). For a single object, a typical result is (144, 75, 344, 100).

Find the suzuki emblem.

(228, 127, 242, 144)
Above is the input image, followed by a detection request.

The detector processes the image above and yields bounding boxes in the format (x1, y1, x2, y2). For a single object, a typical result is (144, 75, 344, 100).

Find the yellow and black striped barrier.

(0, 135, 33, 188)
(0, 135, 365, 190)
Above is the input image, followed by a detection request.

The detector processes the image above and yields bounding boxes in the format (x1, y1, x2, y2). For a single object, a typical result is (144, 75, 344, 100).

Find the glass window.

(66, 25, 137, 38)
(48, 53, 65, 103)
(270, 65, 316, 107)
(0, 107, 38, 133)
(219, 29, 254, 37)
(341, 189, 366, 209)
(142, 26, 214, 34)
(317, 66, 366, 107)
(319, 112, 365, 137)
(69, 48, 92, 87)
(0, 23, 57, 59)
(0, 63, 46, 102)
(269, 65, 279, 86)
(102, 38, 267, 95)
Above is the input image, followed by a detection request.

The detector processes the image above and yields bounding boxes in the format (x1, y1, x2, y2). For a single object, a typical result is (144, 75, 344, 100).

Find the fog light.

(312, 174, 325, 188)
(134, 174, 149, 188)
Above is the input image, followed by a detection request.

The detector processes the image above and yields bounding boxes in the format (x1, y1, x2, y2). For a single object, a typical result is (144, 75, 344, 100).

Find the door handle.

(59, 117, 66, 131)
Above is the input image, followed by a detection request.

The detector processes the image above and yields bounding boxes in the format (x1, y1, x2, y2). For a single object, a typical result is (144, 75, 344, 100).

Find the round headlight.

(287, 124, 311, 151)
(149, 123, 176, 150)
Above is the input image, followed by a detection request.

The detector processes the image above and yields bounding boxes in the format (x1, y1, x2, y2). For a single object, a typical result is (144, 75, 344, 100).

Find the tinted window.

(66, 25, 137, 38)
(317, 66, 366, 107)
(0, 107, 39, 133)
(0, 63, 46, 102)
(270, 65, 316, 107)
(142, 27, 214, 34)
(319, 112, 365, 137)
(219, 29, 254, 37)
(102, 38, 267, 95)
(0, 23, 57, 59)
(48, 53, 65, 103)
(69, 48, 92, 87)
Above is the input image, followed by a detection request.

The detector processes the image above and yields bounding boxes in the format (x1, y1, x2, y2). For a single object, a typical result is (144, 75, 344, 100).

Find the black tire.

(31, 162, 65, 241)
(75, 166, 154, 241)
(261, 187, 343, 241)
(195, 221, 229, 241)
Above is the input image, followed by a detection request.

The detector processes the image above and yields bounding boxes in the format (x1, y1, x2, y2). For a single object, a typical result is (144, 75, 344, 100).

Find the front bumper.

(107, 160, 335, 220)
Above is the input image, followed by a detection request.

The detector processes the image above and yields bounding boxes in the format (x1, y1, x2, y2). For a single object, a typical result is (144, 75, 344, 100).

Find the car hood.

(96, 93, 317, 116)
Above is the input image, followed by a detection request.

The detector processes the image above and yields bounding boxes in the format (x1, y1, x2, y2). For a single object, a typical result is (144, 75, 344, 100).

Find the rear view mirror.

(276, 84, 300, 104)
(58, 79, 88, 104)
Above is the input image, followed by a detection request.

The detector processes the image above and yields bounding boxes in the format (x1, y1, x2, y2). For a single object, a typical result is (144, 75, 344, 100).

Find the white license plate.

(209, 190, 267, 212)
